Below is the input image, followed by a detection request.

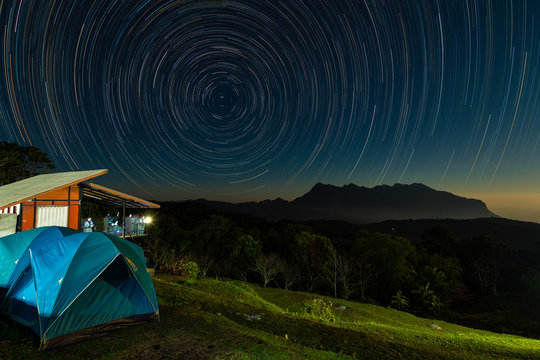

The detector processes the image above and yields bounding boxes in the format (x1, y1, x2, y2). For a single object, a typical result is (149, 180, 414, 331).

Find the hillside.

(196, 183, 497, 223)
(1, 277, 538, 359)
(157, 200, 539, 251)
(364, 217, 540, 250)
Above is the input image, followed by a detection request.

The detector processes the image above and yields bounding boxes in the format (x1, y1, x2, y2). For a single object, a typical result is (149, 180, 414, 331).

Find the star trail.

(1, 1, 540, 219)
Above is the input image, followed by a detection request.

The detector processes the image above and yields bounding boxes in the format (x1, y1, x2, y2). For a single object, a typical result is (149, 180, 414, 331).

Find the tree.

(461, 236, 506, 296)
(337, 254, 357, 300)
(410, 265, 453, 308)
(352, 231, 415, 300)
(253, 253, 283, 287)
(472, 256, 500, 296)
(193, 254, 214, 278)
(322, 249, 340, 298)
(533, 241, 540, 272)
(414, 241, 465, 303)
(279, 261, 298, 290)
(144, 232, 170, 270)
(144, 216, 190, 270)
(291, 231, 334, 292)
(230, 233, 262, 280)
(322, 249, 358, 299)
(356, 257, 375, 300)
(421, 225, 458, 257)
(0, 141, 55, 185)
(192, 215, 241, 275)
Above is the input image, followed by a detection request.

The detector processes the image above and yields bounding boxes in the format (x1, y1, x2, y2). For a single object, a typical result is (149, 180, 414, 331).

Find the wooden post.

(122, 202, 126, 237)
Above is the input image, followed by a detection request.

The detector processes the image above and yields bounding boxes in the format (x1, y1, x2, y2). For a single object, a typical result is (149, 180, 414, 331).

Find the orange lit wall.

(20, 185, 81, 231)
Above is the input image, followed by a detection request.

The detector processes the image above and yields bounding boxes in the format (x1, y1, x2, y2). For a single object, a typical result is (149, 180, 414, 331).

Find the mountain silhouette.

(196, 183, 497, 223)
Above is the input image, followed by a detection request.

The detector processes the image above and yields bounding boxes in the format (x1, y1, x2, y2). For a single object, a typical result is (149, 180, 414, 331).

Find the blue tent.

(0, 227, 158, 349)
(0, 227, 78, 292)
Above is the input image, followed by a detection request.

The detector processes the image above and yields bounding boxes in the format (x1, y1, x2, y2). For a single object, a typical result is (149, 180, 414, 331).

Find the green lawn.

(1, 277, 539, 359)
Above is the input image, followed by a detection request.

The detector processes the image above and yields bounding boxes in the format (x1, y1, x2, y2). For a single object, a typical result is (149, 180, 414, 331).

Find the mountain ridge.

(192, 182, 497, 224)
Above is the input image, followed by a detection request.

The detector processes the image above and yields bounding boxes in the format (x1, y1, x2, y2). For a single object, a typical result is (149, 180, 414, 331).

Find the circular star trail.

(1, 1, 540, 202)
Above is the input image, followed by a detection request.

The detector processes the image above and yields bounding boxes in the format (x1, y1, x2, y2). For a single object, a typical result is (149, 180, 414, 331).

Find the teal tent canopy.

(0, 227, 77, 289)
(0, 227, 158, 349)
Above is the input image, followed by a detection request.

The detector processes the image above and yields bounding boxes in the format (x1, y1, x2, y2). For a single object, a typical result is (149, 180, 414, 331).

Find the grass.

(441, 289, 540, 339)
(0, 276, 539, 359)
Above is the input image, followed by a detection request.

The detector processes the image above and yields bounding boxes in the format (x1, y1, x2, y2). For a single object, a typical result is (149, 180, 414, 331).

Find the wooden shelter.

(0, 169, 159, 236)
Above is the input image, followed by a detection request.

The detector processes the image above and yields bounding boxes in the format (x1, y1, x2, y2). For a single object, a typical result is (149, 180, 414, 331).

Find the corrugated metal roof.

(81, 183, 160, 208)
(0, 170, 107, 209)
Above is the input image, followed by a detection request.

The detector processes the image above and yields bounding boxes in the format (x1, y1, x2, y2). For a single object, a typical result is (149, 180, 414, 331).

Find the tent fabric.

(0, 227, 77, 287)
(0, 226, 158, 349)
(0, 227, 45, 288)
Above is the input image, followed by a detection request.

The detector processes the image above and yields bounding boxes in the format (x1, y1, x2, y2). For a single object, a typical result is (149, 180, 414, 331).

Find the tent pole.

(29, 249, 43, 342)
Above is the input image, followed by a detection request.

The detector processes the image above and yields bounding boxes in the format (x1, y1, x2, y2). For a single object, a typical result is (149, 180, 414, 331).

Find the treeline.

(142, 202, 540, 323)
(0, 141, 55, 185)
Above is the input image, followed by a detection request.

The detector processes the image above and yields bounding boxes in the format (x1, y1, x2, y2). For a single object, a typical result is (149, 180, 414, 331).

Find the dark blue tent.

(0, 227, 158, 349)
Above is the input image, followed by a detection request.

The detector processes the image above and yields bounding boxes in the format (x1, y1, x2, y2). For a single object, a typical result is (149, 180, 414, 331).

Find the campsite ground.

(1, 276, 539, 359)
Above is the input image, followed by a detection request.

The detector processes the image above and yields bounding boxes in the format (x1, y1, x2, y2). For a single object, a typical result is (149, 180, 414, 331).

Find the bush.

(391, 290, 409, 310)
(160, 256, 199, 283)
(184, 261, 200, 283)
(162, 259, 185, 275)
(159, 249, 186, 275)
(302, 298, 335, 322)
(411, 282, 447, 313)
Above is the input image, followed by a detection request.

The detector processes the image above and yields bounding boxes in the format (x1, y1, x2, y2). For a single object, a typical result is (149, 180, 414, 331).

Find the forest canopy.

(0, 141, 55, 185)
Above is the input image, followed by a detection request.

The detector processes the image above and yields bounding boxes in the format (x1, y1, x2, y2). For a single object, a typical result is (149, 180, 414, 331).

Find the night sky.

(1, 1, 540, 221)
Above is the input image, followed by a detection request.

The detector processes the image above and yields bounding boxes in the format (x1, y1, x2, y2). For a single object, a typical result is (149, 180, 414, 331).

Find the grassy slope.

(0, 277, 538, 360)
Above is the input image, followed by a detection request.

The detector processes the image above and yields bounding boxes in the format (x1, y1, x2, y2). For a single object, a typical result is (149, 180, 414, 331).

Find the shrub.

(163, 258, 185, 275)
(412, 282, 446, 313)
(302, 298, 335, 322)
(184, 261, 200, 283)
(391, 290, 409, 310)
(160, 249, 186, 275)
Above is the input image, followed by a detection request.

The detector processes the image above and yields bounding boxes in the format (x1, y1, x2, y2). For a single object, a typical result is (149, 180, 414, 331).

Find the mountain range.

(195, 183, 498, 224)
